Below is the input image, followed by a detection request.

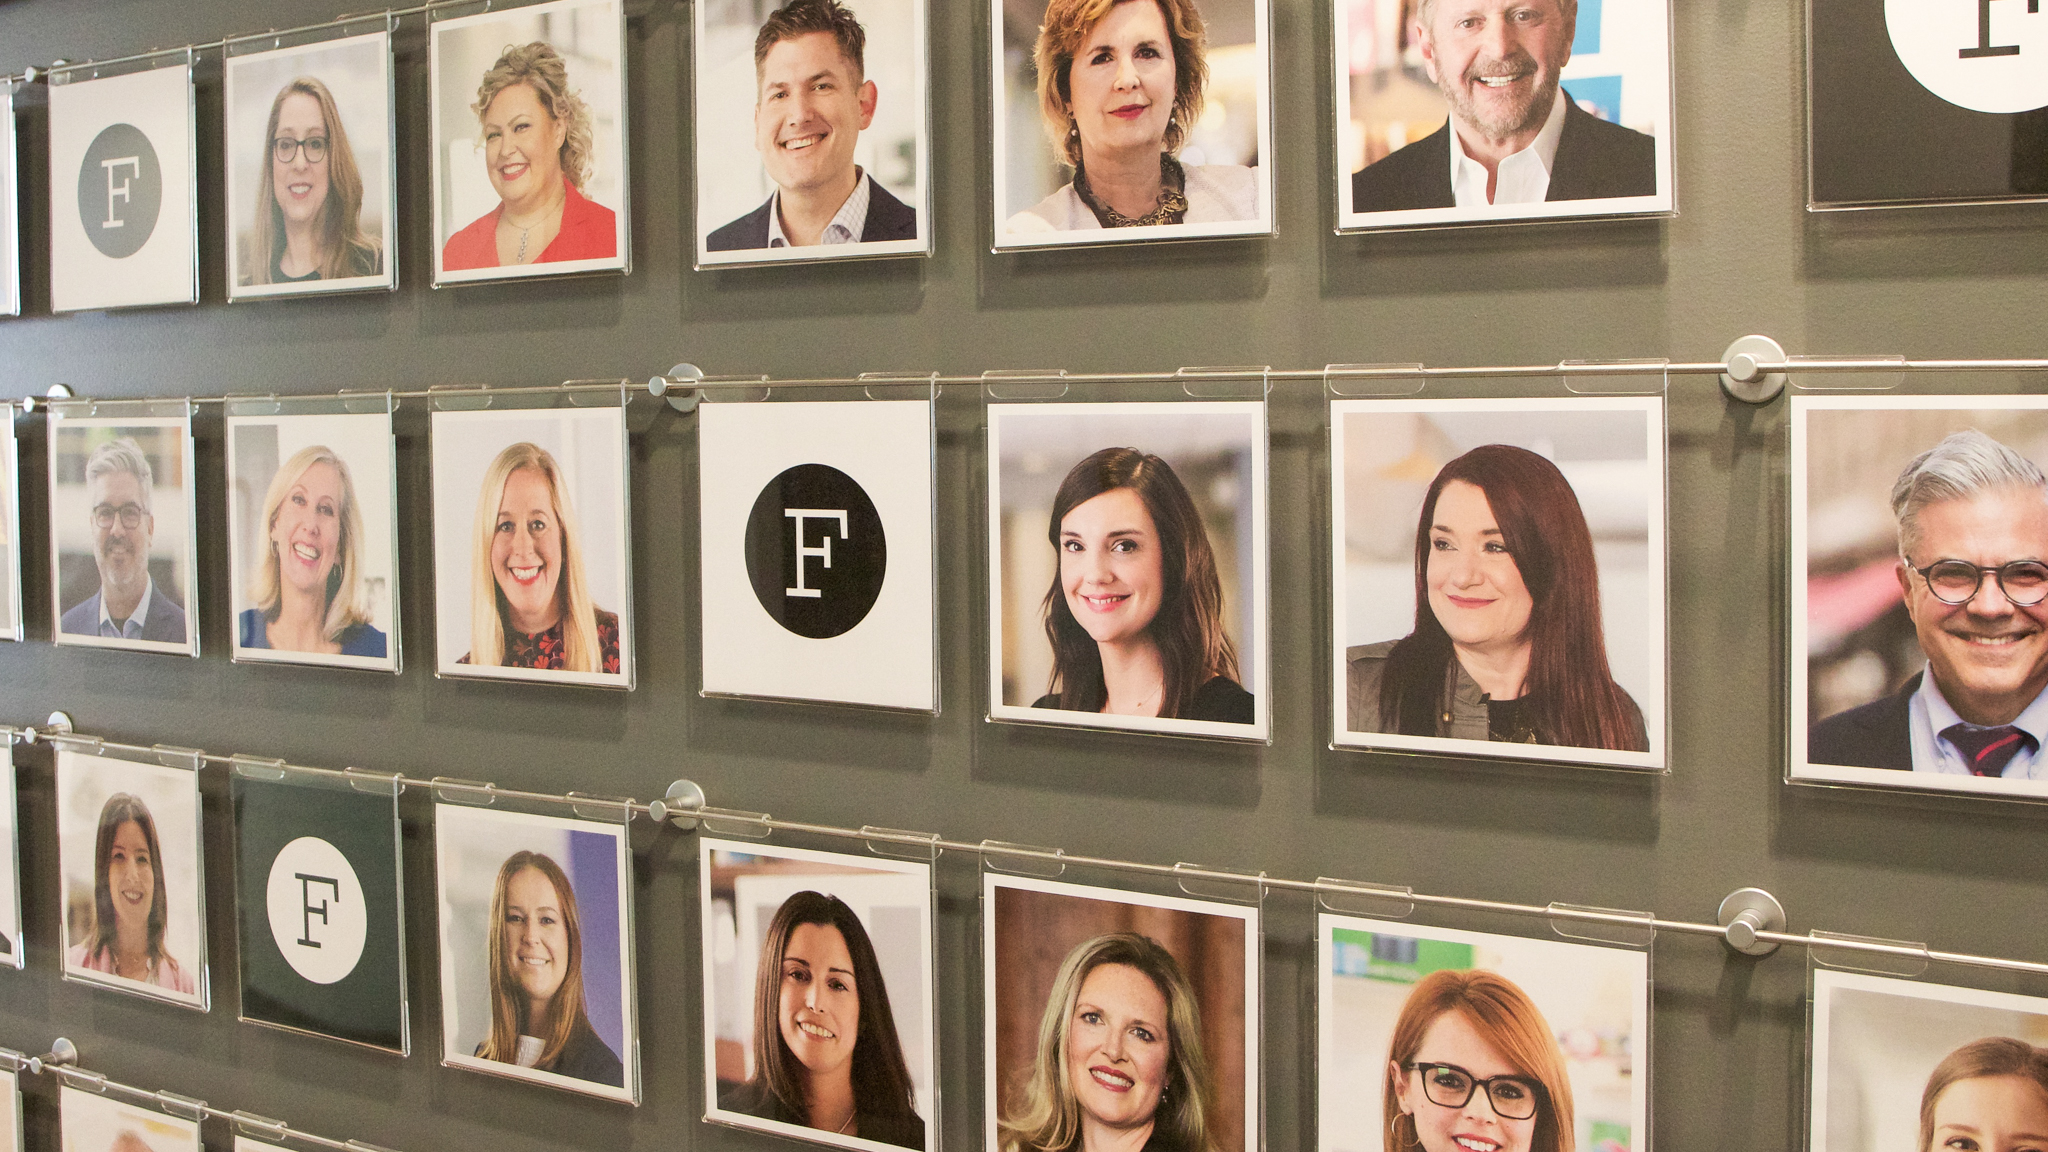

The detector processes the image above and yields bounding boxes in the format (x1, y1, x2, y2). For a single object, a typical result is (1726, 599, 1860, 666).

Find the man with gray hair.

(58, 437, 186, 643)
(1349, 0, 1656, 213)
(1810, 429, 2048, 775)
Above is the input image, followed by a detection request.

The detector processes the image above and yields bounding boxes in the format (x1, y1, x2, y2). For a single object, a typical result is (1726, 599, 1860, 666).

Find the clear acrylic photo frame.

(225, 392, 403, 673)
(1801, 937, 2048, 1151)
(697, 827, 942, 1152)
(223, 21, 400, 301)
(55, 744, 211, 1011)
(696, 379, 940, 714)
(691, 0, 933, 268)
(59, 1084, 201, 1152)
(1323, 370, 1672, 774)
(1786, 372, 2048, 803)
(46, 54, 200, 313)
(1329, 0, 1678, 234)
(428, 384, 637, 690)
(0, 740, 23, 970)
(0, 86, 19, 318)
(427, 0, 632, 287)
(1, 405, 21, 642)
(977, 854, 1266, 1152)
(1310, 885, 1656, 1152)
(229, 758, 410, 1055)
(980, 377, 1273, 744)
(432, 793, 642, 1103)
(45, 399, 202, 658)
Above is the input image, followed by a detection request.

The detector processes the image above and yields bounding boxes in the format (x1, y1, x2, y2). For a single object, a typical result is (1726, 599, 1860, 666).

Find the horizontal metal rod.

(30, 1061, 396, 1152)
(6, 1, 440, 85)
(17, 723, 2047, 980)
(1763, 358, 2048, 373)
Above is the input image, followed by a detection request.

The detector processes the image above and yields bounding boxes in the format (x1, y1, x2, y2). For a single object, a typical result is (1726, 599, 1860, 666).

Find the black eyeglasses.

(91, 504, 146, 530)
(272, 135, 330, 163)
(1405, 1062, 1543, 1120)
(1907, 558, 2048, 607)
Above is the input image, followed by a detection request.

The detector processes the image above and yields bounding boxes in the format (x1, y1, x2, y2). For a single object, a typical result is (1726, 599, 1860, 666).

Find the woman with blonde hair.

(1382, 969, 1573, 1152)
(441, 41, 617, 269)
(1007, 0, 1256, 232)
(476, 850, 622, 1086)
(243, 77, 383, 284)
(460, 441, 620, 673)
(1000, 933, 1217, 1152)
(240, 444, 386, 657)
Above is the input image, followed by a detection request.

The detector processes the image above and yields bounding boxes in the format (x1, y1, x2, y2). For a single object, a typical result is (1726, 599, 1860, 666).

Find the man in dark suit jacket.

(1349, 0, 1657, 214)
(58, 437, 187, 645)
(707, 0, 919, 252)
(1809, 431, 2048, 778)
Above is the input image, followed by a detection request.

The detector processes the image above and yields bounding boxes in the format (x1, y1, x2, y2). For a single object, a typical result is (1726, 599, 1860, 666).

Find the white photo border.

(46, 63, 200, 313)
(428, 0, 631, 287)
(698, 837, 940, 1152)
(981, 872, 1261, 1152)
(224, 30, 399, 301)
(0, 746, 21, 971)
(984, 399, 1271, 741)
(1, 407, 21, 642)
(433, 803, 640, 1103)
(0, 89, 18, 318)
(1328, 395, 1669, 770)
(46, 411, 201, 657)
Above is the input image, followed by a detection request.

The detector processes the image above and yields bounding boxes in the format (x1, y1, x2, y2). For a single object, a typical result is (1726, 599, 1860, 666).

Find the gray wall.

(1, 0, 2046, 1150)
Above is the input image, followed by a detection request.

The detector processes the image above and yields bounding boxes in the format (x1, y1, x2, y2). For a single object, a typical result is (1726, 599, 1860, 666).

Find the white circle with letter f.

(266, 836, 367, 985)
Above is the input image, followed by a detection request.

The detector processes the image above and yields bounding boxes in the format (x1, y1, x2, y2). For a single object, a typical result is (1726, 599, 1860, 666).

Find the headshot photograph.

(59, 1088, 199, 1152)
(56, 749, 207, 1009)
(1810, 970, 2048, 1152)
(700, 839, 936, 1152)
(1335, 0, 1673, 231)
(228, 411, 399, 672)
(1330, 397, 1666, 770)
(990, 0, 1273, 248)
(0, 747, 20, 970)
(695, 0, 929, 266)
(699, 399, 936, 711)
(232, 769, 407, 1053)
(47, 414, 199, 656)
(986, 402, 1269, 740)
(224, 31, 395, 299)
(47, 64, 199, 312)
(430, 0, 628, 285)
(430, 406, 633, 688)
(1, 413, 20, 642)
(983, 874, 1260, 1152)
(1795, 397, 2048, 799)
(435, 803, 638, 1102)
(1315, 914, 1649, 1152)
(0, 90, 18, 317)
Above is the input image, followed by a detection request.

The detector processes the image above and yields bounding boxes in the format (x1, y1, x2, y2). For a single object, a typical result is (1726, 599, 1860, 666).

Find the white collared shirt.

(97, 574, 155, 640)
(767, 170, 872, 247)
(1907, 664, 2048, 777)
(1448, 87, 1570, 208)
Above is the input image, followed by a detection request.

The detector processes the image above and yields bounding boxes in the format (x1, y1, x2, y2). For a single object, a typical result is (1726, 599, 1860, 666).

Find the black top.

(269, 241, 382, 283)
(1486, 696, 1540, 743)
(1808, 671, 1917, 771)
(1031, 675, 1255, 725)
(718, 1080, 927, 1150)
(707, 180, 920, 251)
(477, 1020, 624, 1088)
(1350, 97, 1657, 213)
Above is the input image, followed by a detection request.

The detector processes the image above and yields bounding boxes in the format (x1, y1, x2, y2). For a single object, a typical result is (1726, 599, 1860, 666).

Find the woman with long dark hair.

(1346, 444, 1645, 751)
(721, 891, 925, 1148)
(476, 850, 623, 1087)
(65, 793, 195, 993)
(1033, 447, 1252, 724)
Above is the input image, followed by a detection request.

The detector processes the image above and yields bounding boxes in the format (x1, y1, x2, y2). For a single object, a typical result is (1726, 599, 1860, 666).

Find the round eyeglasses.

(1405, 1062, 1543, 1121)
(1907, 558, 2048, 607)
(91, 504, 146, 530)
(272, 136, 329, 164)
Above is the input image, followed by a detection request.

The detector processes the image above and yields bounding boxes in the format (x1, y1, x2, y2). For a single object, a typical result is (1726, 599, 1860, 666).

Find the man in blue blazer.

(58, 437, 186, 645)
(1349, 0, 1656, 214)
(706, 0, 918, 252)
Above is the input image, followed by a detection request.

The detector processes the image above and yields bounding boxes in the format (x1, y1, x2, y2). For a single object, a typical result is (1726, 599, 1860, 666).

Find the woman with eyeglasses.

(242, 77, 383, 285)
(1381, 969, 1572, 1152)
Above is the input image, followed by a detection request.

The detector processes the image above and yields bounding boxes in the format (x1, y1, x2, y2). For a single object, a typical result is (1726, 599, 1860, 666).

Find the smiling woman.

(65, 793, 195, 995)
(240, 444, 386, 659)
(1381, 970, 1573, 1152)
(476, 851, 623, 1087)
(458, 442, 620, 674)
(242, 78, 382, 285)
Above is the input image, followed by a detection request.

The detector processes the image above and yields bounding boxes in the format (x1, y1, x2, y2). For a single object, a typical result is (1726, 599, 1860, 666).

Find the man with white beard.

(1350, 0, 1656, 212)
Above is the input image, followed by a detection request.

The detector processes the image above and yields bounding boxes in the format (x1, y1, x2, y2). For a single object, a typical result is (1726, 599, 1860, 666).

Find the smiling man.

(1349, 0, 1655, 212)
(1810, 430, 2048, 777)
(707, 0, 917, 250)
(59, 437, 186, 644)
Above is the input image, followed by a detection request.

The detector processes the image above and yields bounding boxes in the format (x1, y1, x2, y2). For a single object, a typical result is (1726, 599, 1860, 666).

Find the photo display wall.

(1330, 395, 1668, 771)
(700, 838, 939, 1152)
(699, 397, 937, 711)
(46, 63, 199, 313)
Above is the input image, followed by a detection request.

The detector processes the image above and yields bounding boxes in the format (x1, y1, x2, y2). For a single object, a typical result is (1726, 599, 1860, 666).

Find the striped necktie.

(1940, 723, 2037, 777)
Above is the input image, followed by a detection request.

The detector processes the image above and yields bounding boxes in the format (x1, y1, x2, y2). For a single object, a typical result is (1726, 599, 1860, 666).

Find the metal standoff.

(42, 711, 76, 737)
(655, 779, 707, 829)
(648, 363, 705, 412)
(1717, 887, 1786, 956)
(1719, 335, 1788, 404)
(30, 1037, 79, 1075)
